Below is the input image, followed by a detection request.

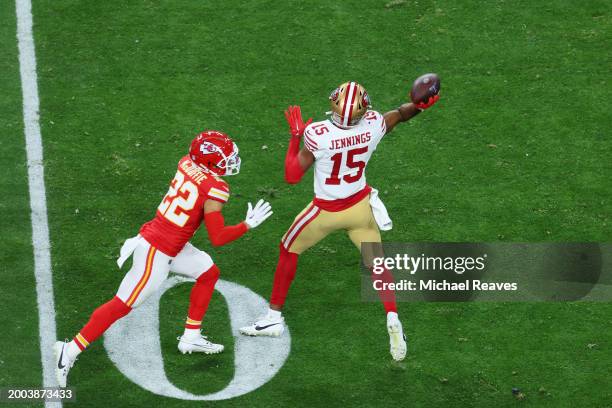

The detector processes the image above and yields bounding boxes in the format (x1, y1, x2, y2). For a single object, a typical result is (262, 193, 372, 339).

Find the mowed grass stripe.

(0, 0, 52, 405)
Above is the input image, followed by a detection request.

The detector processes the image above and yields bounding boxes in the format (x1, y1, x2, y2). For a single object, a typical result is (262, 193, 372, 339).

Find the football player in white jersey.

(240, 81, 439, 361)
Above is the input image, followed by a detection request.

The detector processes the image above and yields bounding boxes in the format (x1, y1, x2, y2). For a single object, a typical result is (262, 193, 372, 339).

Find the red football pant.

(270, 244, 298, 308)
(75, 296, 131, 349)
(371, 267, 397, 313)
(185, 265, 220, 329)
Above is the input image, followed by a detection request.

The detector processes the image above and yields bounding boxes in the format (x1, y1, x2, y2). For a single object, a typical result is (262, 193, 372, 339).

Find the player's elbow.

(284, 165, 304, 184)
(208, 234, 225, 247)
(285, 174, 302, 184)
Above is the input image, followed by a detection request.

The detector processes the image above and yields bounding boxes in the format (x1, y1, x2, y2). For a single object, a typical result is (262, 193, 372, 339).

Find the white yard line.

(15, 0, 62, 407)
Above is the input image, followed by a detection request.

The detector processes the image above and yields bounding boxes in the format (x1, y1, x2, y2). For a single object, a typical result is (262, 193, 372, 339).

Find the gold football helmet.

(328, 81, 371, 128)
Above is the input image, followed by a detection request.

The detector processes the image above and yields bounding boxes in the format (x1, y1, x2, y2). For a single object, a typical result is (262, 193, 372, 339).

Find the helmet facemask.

(219, 144, 241, 176)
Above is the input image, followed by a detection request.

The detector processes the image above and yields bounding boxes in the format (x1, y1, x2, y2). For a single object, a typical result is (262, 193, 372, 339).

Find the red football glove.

(415, 94, 440, 110)
(283, 105, 311, 184)
(284, 105, 312, 138)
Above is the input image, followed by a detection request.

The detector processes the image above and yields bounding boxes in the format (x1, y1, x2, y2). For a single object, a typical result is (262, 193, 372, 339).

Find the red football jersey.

(140, 155, 230, 256)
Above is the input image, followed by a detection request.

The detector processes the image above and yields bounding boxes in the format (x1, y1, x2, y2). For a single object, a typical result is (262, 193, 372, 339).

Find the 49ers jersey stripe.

(304, 136, 318, 148)
(304, 138, 317, 152)
(304, 131, 318, 145)
(304, 133, 317, 144)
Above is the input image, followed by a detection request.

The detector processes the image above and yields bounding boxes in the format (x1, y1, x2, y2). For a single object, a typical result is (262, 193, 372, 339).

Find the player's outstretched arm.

(284, 105, 314, 184)
(384, 74, 440, 134)
(203, 199, 272, 246)
(383, 102, 422, 134)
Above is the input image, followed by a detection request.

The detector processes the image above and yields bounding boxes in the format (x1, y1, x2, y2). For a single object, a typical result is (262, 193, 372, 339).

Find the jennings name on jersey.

(140, 156, 230, 257)
(303, 110, 387, 201)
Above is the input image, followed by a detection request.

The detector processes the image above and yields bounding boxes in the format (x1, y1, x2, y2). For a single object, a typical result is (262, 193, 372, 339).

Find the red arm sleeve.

(204, 211, 248, 247)
(285, 136, 305, 184)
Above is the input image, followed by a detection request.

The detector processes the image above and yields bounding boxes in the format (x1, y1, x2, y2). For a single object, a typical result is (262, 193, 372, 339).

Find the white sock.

(387, 311, 399, 322)
(183, 328, 201, 339)
(66, 340, 82, 361)
(267, 308, 282, 321)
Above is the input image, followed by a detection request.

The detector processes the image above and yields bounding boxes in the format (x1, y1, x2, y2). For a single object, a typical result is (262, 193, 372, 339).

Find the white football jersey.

(303, 110, 387, 200)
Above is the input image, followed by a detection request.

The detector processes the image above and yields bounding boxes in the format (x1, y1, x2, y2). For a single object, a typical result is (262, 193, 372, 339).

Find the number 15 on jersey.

(324, 146, 368, 185)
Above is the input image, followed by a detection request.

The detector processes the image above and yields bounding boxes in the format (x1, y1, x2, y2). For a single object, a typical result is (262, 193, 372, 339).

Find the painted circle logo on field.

(103, 276, 291, 400)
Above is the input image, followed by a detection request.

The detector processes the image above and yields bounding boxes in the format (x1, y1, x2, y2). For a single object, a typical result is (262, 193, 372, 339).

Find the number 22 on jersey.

(158, 171, 199, 227)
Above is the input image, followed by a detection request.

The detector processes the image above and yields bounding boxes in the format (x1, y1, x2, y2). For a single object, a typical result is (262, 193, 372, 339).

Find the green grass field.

(1, 0, 611, 406)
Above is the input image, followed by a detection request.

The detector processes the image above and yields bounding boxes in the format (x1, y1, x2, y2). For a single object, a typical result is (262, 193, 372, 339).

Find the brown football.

(409, 73, 441, 104)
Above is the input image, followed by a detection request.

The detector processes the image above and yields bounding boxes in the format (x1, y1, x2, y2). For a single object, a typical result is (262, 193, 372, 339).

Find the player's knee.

(93, 296, 131, 319)
(197, 264, 220, 283)
(279, 240, 304, 257)
(110, 296, 132, 316)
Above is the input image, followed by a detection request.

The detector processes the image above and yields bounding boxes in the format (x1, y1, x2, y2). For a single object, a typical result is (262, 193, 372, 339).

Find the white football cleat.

(54, 340, 75, 387)
(239, 316, 285, 337)
(177, 332, 224, 355)
(387, 312, 407, 362)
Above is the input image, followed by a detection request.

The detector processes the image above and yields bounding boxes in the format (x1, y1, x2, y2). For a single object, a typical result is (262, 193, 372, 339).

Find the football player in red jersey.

(54, 131, 273, 387)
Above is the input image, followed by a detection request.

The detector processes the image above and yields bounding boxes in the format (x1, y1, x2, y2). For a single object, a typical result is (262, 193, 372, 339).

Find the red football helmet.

(189, 131, 241, 176)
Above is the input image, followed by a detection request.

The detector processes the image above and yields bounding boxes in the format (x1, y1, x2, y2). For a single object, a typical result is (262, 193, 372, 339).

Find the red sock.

(185, 265, 220, 329)
(371, 267, 397, 313)
(74, 296, 131, 350)
(269, 243, 299, 308)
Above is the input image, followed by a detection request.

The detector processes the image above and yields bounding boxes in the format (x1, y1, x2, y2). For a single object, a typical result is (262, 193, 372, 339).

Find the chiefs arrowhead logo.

(200, 142, 218, 155)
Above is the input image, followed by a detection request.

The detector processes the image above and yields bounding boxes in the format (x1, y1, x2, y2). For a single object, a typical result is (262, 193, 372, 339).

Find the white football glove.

(245, 199, 273, 229)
